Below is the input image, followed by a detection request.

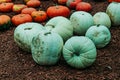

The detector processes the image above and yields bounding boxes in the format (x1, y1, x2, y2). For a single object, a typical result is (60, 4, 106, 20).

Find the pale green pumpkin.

(31, 30, 63, 65)
(63, 36, 97, 69)
(93, 12, 111, 28)
(85, 25, 111, 48)
(70, 11, 94, 35)
(45, 16, 73, 41)
(106, 2, 120, 26)
(14, 22, 45, 52)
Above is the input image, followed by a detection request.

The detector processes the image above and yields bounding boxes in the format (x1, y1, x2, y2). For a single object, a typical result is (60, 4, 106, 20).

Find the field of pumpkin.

(0, 0, 120, 79)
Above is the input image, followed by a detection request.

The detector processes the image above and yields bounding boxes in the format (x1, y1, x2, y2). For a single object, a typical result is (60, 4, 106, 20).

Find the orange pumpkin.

(0, 15, 11, 30)
(31, 10, 47, 22)
(108, 0, 120, 2)
(0, 3, 13, 12)
(21, 7, 37, 15)
(0, 0, 12, 3)
(26, 0, 41, 7)
(76, 2, 92, 12)
(58, 0, 67, 5)
(12, 14, 32, 26)
(47, 5, 70, 18)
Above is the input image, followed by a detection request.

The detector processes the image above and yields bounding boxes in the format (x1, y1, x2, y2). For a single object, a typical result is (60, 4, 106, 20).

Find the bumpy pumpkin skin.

(70, 11, 94, 35)
(106, 2, 120, 26)
(45, 16, 73, 41)
(63, 36, 97, 69)
(14, 22, 45, 52)
(31, 30, 63, 65)
(85, 25, 111, 48)
(93, 12, 111, 28)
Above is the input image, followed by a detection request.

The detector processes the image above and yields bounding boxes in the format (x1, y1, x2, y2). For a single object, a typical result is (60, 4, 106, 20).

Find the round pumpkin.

(63, 36, 97, 69)
(0, 15, 11, 31)
(21, 7, 37, 15)
(31, 30, 63, 65)
(66, 0, 82, 9)
(85, 25, 111, 48)
(70, 11, 94, 35)
(45, 16, 73, 41)
(12, 14, 32, 26)
(93, 12, 111, 28)
(26, 0, 41, 8)
(58, 0, 67, 5)
(0, 3, 13, 12)
(46, 5, 70, 18)
(14, 22, 45, 52)
(76, 2, 92, 12)
(31, 10, 47, 22)
(106, 2, 120, 26)
(0, 0, 12, 3)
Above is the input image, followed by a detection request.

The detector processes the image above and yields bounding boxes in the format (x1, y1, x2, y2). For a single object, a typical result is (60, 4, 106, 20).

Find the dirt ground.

(0, 0, 120, 80)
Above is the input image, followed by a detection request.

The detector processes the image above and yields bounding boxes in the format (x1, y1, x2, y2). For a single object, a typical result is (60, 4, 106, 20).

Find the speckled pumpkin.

(31, 30, 63, 65)
(85, 25, 111, 48)
(63, 36, 97, 69)
(14, 22, 45, 52)
(70, 11, 94, 35)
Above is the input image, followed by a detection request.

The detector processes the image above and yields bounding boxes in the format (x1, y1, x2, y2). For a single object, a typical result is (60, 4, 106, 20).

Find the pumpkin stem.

(44, 32, 51, 35)
(24, 28, 32, 30)
(96, 24, 100, 27)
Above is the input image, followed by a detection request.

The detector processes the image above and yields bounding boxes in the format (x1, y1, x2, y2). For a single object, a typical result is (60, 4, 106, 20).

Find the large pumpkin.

(85, 25, 111, 48)
(46, 5, 70, 18)
(93, 12, 111, 28)
(106, 2, 120, 26)
(45, 16, 73, 41)
(63, 36, 97, 69)
(0, 15, 11, 31)
(14, 22, 45, 52)
(31, 30, 63, 65)
(70, 11, 94, 35)
(0, 3, 13, 12)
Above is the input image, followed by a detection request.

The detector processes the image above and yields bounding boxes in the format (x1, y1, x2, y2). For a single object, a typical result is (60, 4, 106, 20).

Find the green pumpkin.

(93, 12, 111, 28)
(106, 2, 120, 26)
(45, 16, 73, 41)
(70, 11, 94, 35)
(85, 25, 111, 48)
(63, 36, 97, 69)
(14, 22, 45, 52)
(31, 30, 63, 65)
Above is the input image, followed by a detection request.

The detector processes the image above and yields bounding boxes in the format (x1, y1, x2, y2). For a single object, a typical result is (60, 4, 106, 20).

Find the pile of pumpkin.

(0, 0, 120, 69)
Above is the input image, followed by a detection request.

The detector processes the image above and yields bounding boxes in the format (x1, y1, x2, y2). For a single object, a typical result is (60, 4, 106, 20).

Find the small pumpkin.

(45, 16, 73, 41)
(63, 36, 97, 69)
(21, 7, 37, 15)
(58, 0, 67, 5)
(93, 12, 111, 28)
(14, 22, 45, 52)
(31, 30, 63, 65)
(47, 5, 70, 18)
(0, 0, 12, 3)
(76, 2, 92, 12)
(85, 25, 111, 48)
(12, 4, 27, 13)
(12, 14, 32, 26)
(66, 0, 82, 9)
(0, 15, 11, 31)
(106, 2, 120, 26)
(26, 0, 41, 8)
(108, 0, 120, 2)
(70, 11, 94, 35)
(31, 10, 47, 22)
(0, 3, 13, 12)
(24, 0, 30, 3)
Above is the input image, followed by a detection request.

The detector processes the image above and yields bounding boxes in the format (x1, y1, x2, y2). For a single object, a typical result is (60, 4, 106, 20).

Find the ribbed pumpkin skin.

(106, 2, 120, 26)
(45, 16, 73, 41)
(85, 25, 111, 48)
(14, 22, 45, 52)
(93, 12, 111, 28)
(70, 11, 94, 35)
(31, 30, 63, 65)
(63, 36, 97, 69)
